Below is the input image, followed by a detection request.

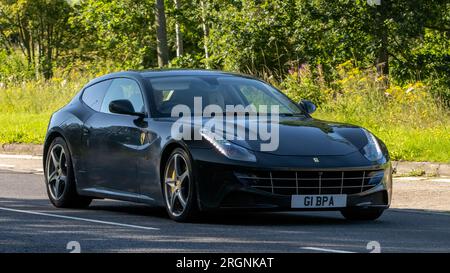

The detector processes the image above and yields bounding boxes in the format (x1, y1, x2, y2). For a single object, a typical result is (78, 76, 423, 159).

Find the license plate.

(291, 194, 347, 208)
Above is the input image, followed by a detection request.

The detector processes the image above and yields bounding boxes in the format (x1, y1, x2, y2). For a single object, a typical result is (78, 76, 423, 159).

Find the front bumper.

(191, 149, 393, 211)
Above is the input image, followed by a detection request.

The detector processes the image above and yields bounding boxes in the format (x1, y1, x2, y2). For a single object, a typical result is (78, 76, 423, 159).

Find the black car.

(44, 70, 392, 222)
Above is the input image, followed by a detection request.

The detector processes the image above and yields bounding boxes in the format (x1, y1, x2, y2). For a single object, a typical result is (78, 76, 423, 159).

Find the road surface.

(0, 165, 449, 253)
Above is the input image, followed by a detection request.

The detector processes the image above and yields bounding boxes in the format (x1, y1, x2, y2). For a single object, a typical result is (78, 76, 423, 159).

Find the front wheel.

(45, 137, 92, 208)
(162, 148, 199, 222)
(341, 208, 385, 221)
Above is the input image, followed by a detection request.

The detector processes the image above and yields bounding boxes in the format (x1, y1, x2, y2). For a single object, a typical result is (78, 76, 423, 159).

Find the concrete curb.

(392, 161, 450, 177)
(1, 144, 43, 156)
(1, 143, 449, 177)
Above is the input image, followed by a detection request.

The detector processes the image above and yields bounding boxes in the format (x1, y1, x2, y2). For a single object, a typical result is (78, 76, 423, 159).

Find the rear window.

(81, 80, 111, 111)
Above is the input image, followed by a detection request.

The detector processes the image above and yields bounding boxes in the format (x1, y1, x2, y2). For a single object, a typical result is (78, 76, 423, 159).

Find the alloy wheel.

(46, 144, 68, 200)
(164, 153, 191, 217)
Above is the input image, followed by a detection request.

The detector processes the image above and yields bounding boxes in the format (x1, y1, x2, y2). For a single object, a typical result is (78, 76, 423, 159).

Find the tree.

(208, 0, 296, 75)
(200, 0, 210, 67)
(155, 0, 169, 67)
(0, 0, 73, 79)
(70, 0, 155, 69)
(174, 0, 184, 57)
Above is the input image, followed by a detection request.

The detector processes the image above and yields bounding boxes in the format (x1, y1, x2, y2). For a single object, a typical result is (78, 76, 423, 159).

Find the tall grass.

(0, 70, 91, 144)
(0, 61, 449, 162)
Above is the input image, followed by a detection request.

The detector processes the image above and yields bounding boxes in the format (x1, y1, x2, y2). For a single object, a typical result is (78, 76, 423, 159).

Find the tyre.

(162, 148, 199, 222)
(45, 137, 92, 208)
(341, 208, 384, 221)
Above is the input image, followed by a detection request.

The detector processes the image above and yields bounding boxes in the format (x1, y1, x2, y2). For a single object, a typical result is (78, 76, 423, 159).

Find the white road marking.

(395, 177, 450, 183)
(394, 177, 425, 181)
(0, 164, 15, 168)
(0, 154, 42, 160)
(429, 178, 450, 183)
(0, 206, 160, 231)
(301, 247, 356, 253)
(390, 208, 450, 216)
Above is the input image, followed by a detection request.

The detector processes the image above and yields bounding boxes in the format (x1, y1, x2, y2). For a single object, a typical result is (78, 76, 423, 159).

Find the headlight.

(200, 129, 257, 162)
(362, 129, 383, 161)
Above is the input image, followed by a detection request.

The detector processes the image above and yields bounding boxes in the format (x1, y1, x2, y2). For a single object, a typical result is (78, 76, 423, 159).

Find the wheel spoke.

(173, 154, 181, 177)
(59, 150, 65, 170)
(176, 190, 187, 208)
(165, 178, 176, 188)
(178, 170, 189, 185)
(170, 190, 177, 209)
(50, 149, 59, 169)
(56, 175, 67, 198)
(54, 179, 61, 198)
(48, 170, 57, 182)
(59, 175, 67, 183)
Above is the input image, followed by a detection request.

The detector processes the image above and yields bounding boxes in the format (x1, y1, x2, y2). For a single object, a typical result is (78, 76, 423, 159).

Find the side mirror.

(298, 99, 317, 114)
(109, 99, 145, 118)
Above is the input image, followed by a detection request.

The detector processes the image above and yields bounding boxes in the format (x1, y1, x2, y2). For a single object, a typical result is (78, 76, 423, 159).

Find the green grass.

(0, 73, 86, 144)
(0, 66, 449, 163)
(314, 111, 450, 163)
(0, 113, 51, 144)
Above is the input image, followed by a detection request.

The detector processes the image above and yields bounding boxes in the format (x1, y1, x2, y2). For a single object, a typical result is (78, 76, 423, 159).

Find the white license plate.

(291, 194, 347, 208)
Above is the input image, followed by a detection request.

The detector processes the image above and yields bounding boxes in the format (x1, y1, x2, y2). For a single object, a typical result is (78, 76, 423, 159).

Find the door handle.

(82, 127, 90, 136)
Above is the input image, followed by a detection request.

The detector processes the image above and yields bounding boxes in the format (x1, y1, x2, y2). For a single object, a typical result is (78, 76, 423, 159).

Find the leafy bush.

(278, 64, 332, 106)
(169, 53, 205, 69)
(0, 50, 34, 83)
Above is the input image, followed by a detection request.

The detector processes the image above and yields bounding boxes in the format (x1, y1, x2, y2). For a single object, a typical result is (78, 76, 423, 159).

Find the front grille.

(235, 170, 383, 196)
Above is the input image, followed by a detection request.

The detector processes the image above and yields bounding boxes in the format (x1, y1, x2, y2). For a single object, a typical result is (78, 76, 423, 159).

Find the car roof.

(85, 69, 258, 87)
(139, 69, 255, 79)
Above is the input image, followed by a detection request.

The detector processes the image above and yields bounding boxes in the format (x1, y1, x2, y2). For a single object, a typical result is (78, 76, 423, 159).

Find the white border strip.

(301, 247, 356, 253)
(0, 154, 42, 160)
(0, 206, 160, 231)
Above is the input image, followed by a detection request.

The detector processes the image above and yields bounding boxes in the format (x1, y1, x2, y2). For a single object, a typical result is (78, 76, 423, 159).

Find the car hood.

(211, 117, 369, 156)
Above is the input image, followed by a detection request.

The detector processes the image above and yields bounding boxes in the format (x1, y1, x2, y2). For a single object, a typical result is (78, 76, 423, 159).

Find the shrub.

(278, 64, 332, 106)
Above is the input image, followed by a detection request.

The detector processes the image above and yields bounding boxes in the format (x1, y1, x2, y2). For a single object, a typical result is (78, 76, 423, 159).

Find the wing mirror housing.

(109, 99, 145, 118)
(298, 99, 317, 114)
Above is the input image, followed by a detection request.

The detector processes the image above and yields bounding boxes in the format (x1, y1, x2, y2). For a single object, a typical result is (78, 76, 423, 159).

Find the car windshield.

(146, 75, 303, 117)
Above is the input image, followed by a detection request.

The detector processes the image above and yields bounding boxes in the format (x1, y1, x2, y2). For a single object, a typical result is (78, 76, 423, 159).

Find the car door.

(82, 78, 147, 195)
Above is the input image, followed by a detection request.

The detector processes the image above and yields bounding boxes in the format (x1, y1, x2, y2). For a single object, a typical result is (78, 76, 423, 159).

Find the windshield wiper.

(222, 112, 305, 116)
(279, 113, 305, 117)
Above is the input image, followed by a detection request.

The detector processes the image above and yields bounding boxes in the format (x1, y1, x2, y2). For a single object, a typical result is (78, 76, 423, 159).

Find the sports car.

(44, 70, 392, 222)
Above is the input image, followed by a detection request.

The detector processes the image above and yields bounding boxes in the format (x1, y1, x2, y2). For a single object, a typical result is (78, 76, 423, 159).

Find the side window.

(81, 80, 111, 111)
(100, 78, 145, 114)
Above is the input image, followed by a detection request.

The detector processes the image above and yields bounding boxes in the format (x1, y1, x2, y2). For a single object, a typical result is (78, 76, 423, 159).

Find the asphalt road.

(1, 168, 449, 253)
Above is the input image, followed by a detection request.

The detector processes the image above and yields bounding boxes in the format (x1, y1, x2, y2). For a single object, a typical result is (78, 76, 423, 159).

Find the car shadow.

(87, 199, 385, 227)
(0, 197, 391, 227)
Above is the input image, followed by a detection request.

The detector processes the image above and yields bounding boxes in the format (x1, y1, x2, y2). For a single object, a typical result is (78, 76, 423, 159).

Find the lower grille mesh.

(236, 170, 382, 195)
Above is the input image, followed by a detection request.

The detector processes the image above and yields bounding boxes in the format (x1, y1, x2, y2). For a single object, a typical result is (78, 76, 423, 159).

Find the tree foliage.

(0, 0, 449, 103)
(69, 0, 155, 68)
(0, 0, 72, 79)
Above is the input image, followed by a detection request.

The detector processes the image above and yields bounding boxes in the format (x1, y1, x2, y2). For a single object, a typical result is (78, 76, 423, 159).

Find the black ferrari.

(44, 70, 392, 222)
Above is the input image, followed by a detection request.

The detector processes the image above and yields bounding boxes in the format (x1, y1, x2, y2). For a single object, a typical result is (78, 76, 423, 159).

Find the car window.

(81, 80, 111, 111)
(237, 84, 294, 113)
(146, 76, 303, 117)
(100, 78, 145, 114)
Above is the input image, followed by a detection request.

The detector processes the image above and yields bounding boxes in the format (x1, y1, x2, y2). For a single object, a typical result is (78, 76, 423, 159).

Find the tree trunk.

(43, 24, 53, 80)
(375, 0, 389, 81)
(200, 0, 210, 68)
(155, 0, 169, 67)
(174, 0, 183, 57)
